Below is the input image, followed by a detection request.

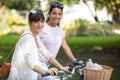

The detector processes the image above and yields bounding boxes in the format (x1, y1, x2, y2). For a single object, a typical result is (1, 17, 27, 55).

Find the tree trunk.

(113, 4, 120, 24)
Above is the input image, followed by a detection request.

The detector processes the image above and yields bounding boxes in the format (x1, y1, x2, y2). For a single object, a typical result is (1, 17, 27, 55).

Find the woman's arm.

(36, 35, 69, 72)
(33, 65, 58, 75)
(61, 38, 76, 61)
(33, 65, 47, 74)
(49, 56, 69, 72)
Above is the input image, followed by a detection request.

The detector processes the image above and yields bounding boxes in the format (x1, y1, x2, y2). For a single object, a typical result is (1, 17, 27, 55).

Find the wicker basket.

(83, 65, 113, 80)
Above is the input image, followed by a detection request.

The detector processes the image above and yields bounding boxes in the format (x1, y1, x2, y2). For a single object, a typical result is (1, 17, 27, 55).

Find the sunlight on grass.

(0, 55, 2, 59)
(93, 46, 103, 51)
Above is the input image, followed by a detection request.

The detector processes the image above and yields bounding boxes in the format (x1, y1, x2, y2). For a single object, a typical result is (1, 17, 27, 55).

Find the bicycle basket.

(83, 65, 113, 80)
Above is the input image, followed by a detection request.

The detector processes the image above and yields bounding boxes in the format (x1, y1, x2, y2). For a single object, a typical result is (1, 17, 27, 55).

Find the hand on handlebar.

(71, 58, 87, 67)
(59, 66, 70, 73)
(42, 58, 88, 78)
(46, 68, 58, 76)
(41, 67, 69, 77)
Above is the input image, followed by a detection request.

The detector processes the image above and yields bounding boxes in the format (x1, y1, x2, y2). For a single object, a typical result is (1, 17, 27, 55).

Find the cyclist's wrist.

(72, 58, 77, 62)
(59, 66, 63, 70)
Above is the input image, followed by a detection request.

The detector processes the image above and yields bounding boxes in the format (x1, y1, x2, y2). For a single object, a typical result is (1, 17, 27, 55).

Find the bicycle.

(41, 59, 88, 80)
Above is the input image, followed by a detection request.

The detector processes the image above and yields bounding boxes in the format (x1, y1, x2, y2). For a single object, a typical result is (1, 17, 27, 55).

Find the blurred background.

(0, 0, 120, 36)
(0, 0, 120, 80)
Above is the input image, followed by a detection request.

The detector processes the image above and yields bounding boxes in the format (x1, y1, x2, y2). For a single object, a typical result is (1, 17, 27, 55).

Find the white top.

(8, 30, 52, 80)
(36, 35, 52, 63)
(39, 23, 64, 58)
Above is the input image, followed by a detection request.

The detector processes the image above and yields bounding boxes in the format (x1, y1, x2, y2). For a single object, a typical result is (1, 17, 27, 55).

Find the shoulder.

(19, 30, 34, 43)
(57, 25, 64, 31)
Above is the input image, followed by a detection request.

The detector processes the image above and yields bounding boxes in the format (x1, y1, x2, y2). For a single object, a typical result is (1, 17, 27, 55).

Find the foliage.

(62, 18, 120, 36)
(92, 0, 120, 23)
(0, 6, 12, 35)
(0, 0, 120, 36)
(0, 7, 28, 36)
(0, 0, 119, 23)
(0, 0, 36, 10)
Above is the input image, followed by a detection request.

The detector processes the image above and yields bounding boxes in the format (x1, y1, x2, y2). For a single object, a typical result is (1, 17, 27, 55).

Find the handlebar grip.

(41, 73, 50, 77)
(68, 68, 73, 71)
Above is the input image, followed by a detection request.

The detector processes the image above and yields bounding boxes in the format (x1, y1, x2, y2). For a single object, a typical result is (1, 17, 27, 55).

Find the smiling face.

(48, 7, 62, 26)
(28, 9, 45, 35)
(30, 20, 44, 34)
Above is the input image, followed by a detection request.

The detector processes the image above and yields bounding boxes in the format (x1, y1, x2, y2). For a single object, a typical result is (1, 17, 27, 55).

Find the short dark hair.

(29, 9, 45, 23)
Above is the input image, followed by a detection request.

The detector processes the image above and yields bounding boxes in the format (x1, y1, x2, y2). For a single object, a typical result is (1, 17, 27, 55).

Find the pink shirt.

(39, 23, 64, 58)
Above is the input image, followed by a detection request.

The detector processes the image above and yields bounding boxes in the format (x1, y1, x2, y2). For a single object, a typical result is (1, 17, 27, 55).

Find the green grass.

(0, 35, 19, 63)
(0, 34, 120, 80)
(66, 36, 120, 48)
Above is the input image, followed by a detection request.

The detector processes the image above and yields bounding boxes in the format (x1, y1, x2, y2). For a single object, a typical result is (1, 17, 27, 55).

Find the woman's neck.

(30, 29, 38, 37)
(47, 21, 57, 27)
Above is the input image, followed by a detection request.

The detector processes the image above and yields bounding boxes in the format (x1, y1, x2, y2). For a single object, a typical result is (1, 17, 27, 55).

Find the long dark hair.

(46, 2, 63, 26)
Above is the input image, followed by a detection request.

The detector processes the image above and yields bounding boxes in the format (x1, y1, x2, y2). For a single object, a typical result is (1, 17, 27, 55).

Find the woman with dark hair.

(7, 9, 69, 80)
(38, 2, 76, 80)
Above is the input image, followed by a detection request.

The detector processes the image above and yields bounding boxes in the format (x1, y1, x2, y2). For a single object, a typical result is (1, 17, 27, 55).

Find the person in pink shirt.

(38, 2, 77, 80)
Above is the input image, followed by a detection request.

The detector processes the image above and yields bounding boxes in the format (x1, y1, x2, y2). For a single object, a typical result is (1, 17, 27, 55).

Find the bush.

(0, 6, 28, 36)
(62, 19, 119, 36)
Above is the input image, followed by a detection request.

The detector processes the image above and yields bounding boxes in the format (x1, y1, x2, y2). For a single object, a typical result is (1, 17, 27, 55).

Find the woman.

(38, 2, 76, 80)
(8, 9, 69, 80)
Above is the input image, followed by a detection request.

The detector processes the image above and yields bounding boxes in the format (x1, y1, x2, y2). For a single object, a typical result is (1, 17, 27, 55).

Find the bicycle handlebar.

(41, 58, 88, 77)
(41, 73, 50, 77)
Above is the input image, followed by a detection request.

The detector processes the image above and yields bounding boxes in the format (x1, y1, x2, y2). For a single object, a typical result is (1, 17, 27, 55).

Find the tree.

(0, 0, 36, 10)
(81, 0, 99, 22)
(93, 0, 120, 23)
